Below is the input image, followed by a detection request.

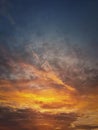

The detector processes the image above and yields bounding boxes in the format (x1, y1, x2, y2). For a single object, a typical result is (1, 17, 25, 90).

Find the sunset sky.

(0, 0, 98, 130)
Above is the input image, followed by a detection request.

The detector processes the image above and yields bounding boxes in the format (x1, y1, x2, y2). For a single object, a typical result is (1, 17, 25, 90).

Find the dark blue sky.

(0, 0, 98, 42)
(0, 0, 98, 68)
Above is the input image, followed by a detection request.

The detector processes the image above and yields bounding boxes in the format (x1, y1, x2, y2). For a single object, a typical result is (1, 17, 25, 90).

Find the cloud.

(0, 106, 77, 130)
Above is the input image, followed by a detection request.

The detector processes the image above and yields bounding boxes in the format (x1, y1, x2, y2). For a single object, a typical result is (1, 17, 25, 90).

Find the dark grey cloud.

(0, 106, 77, 130)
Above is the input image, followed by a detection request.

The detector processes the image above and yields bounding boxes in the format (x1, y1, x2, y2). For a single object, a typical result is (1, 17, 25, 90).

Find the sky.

(0, 0, 98, 130)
